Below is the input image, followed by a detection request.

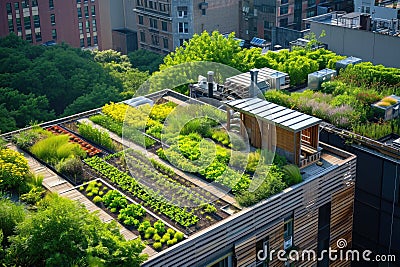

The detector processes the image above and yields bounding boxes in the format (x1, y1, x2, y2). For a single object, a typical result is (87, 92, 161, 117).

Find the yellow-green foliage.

(30, 135, 85, 164)
(0, 148, 30, 190)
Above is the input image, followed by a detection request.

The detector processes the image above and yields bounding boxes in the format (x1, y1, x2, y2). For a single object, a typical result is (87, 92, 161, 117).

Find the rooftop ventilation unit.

(336, 56, 362, 72)
(307, 68, 337, 90)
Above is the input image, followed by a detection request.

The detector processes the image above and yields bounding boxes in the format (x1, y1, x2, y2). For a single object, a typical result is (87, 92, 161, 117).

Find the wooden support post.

(226, 108, 231, 131)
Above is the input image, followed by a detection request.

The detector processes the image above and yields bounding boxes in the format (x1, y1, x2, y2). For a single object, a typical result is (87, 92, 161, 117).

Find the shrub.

(153, 233, 161, 242)
(56, 157, 83, 179)
(283, 164, 302, 186)
(153, 220, 166, 234)
(174, 232, 184, 241)
(138, 220, 152, 233)
(93, 196, 103, 203)
(166, 238, 177, 246)
(0, 148, 30, 191)
(20, 187, 45, 205)
(11, 127, 51, 150)
(0, 198, 27, 243)
(166, 228, 175, 236)
(30, 135, 85, 164)
(78, 122, 115, 151)
(153, 242, 162, 250)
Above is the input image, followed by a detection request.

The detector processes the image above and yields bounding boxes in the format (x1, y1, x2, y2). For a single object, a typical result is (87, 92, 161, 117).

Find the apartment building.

(0, 0, 111, 49)
(133, 0, 240, 54)
(239, 0, 353, 45)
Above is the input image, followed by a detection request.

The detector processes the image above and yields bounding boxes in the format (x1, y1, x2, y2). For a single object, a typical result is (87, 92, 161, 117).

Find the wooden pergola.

(225, 98, 322, 167)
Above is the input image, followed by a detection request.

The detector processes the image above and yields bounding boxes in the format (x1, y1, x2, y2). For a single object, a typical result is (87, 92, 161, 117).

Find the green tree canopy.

(5, 194, 147, 267)
(128, 49, 164, 74)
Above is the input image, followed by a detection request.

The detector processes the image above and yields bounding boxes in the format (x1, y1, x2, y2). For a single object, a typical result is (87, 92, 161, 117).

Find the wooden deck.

(7, 144, 157, 257)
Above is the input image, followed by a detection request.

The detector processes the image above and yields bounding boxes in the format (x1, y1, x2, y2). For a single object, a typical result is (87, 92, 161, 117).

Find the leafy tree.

(161, 31, 247, 71)
(128, 49, 164, 73)
(6, 194, 147, 267)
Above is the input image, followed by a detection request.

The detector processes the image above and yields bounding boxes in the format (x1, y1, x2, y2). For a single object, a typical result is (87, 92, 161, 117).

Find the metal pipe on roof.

(207, 71, 214, 98)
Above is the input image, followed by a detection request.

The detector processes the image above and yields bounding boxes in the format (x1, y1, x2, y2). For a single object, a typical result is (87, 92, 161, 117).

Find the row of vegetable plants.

(79, 181, 184, 251)
(83, 156, 200, 229)
(105, 149, 219, 210)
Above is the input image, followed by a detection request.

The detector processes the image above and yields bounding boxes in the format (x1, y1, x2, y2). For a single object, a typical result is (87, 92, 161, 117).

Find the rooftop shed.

(225, 98, 323, 167)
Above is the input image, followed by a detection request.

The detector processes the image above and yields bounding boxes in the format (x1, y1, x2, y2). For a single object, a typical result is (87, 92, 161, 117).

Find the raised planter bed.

(78, 179, 185, 251)
(46, 125, 102, 156)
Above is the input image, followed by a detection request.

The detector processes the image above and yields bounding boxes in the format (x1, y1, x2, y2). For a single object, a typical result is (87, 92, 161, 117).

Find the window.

(162, 21, 167, 31)
(26, 33, 32, 42)
(92, 19, 97, 32)
(8, 19, 14, 32)
(93, 36, 98, 45)
(35, 31, 42, 41)
(52, 29, 57, 39)
(140, 31, 145, 42)
(50, 14, 55, 25)
(87, 36, 91, 46)
(79, 22, 83, 34)
(6, 3, 12, 14)
(177, 6, 188, 17)
(149, 1, 153, 9)
(138, 15, 144, 25)
(22, 0, 29, 8)
(84, 6, 89, 17)
(149, 18, 158, 29)
(91, 6, 95, 16)
(178, 22, 188, 33)
(77, 0, 81, 3)
(163, 38, 168, 49)
(49, 0, 54, 9)
(280, 6, 288, 15)
(366, 6, 370, 13)
(86, 20, 90, 33)
(308, 0, 316, 6)
(317, 202, 331, 267)
(283, 215, 293, 250)
(78, 8, 82, 18)
(264, 21, 274, 29)
(34, 15, 40, 27)
(281, 0, 288, 4)
(179, 38, 188, 46)
(24, 16, 31, 30)
(16, 18, 22, 26)
(80, 38, 85, 47)
(151, 34, 159, 46)
(14, 2, 20, 11)
(280, 18, 288, 26)
(307, 10, 316, 17)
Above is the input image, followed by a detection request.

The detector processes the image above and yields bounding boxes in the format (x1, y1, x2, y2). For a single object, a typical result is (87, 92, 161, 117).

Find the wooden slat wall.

(276, 126, 295, 154)
(329, 184, 355, 267)
(141, 146, 356, 267)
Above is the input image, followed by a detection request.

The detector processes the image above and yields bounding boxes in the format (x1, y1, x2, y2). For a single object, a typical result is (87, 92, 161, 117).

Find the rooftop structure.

(307, 68, 337, 90)
(2, 88, 357, 267)
(133, 0, 239, 54)
(305, 12, 400, 68)
(225, 98, 323, 168)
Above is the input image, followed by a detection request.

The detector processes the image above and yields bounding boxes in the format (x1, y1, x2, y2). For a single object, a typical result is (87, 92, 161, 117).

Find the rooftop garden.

(264, 62, 400, 140)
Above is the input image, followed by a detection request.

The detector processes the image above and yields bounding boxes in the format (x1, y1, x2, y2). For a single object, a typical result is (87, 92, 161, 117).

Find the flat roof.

(225, 98, 322, 132)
